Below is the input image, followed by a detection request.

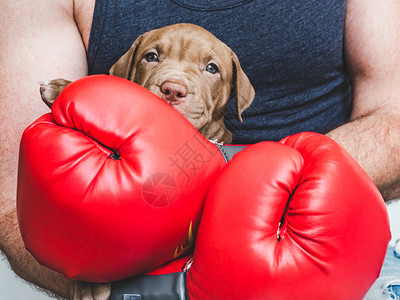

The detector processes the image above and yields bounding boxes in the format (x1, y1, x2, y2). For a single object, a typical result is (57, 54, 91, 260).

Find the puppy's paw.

(71, 281, 111, 300)
(40, 78, 71, 108)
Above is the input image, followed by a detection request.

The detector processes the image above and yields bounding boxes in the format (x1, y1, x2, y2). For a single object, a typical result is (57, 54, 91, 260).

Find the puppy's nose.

(160, 81, 188, 102)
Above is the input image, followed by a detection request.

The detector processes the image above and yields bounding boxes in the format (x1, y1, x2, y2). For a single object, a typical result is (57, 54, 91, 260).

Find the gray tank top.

(87, 0, 352, 144)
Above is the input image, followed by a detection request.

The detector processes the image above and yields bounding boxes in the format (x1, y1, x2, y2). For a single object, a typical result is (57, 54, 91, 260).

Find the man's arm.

(327, 0, 400, 201)
(0, 0, 88, 297)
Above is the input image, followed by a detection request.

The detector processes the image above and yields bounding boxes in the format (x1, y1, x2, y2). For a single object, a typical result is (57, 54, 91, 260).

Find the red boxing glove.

(17, 75, 227, 282)
(187, 133, 390, 299)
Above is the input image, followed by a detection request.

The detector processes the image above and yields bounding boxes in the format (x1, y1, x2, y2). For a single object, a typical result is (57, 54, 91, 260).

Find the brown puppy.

(40, 23, 255, 143)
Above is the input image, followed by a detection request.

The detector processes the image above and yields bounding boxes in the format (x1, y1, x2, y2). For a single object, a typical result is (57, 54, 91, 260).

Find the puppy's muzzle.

(160, 81, 188, 104)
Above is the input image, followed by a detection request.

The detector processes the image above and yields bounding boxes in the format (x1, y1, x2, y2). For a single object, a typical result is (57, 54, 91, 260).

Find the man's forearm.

(327, 111, 400, 201)
(0, 208, 72, 299)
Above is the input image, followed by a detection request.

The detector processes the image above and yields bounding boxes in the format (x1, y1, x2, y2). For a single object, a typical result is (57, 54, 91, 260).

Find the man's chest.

(73, 0, 96, 51)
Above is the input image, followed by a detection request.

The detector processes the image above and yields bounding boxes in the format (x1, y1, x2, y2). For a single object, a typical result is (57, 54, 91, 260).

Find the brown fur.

(41, 23, 255, 143)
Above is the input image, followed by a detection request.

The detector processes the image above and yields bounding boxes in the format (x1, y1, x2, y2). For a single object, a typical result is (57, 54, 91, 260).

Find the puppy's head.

(110, 23, 254, 140)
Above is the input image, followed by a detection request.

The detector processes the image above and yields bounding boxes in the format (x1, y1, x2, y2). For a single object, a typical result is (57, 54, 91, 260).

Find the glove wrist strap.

(214, 144, 247, 162)
(110, 272, 188, 300)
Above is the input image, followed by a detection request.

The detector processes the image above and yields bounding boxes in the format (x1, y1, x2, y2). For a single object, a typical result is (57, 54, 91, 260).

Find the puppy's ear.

(109, 35, 145, 80)
(231, 52, 255, 122)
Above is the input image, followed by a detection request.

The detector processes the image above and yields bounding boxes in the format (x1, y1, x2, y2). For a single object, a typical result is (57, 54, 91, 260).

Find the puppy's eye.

(145, 52, 159, 62)
(205, 63, 219, 74)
